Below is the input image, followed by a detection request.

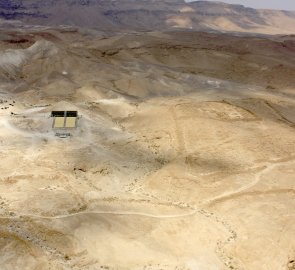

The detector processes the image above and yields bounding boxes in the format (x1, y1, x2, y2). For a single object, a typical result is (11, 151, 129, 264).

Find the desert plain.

(0, 23, 294, 270)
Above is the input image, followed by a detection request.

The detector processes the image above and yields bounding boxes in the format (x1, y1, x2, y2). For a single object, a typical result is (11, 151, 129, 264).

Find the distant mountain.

(1, 0, 295, 34)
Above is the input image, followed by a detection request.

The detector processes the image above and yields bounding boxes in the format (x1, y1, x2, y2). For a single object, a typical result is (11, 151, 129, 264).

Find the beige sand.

(0, 28, 294, 270)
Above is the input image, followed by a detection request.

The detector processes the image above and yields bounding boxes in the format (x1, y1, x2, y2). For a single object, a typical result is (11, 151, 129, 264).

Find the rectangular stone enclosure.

(52, 111, 78, 129)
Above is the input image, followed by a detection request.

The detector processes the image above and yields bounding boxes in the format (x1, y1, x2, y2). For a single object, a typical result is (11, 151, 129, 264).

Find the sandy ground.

(0, 27, 294, 270)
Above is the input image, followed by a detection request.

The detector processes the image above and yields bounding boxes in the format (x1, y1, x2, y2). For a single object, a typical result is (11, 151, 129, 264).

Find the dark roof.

(51, 111, 78, 117)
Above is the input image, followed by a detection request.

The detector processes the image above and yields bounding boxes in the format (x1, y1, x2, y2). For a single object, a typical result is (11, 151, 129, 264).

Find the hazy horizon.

(186, 0, 295, 11)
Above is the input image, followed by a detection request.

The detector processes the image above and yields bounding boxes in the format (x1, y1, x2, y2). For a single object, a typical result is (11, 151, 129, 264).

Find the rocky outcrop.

(0, 0, 295, 34)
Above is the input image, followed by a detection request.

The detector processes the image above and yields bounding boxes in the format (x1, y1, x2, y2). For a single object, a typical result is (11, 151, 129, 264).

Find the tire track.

(208, 189, 295, 206)
(169, 106, 186, 155)
(0, 206, 241, 269)
(203, 157, 295, 207)
(0, 209, 198, 220)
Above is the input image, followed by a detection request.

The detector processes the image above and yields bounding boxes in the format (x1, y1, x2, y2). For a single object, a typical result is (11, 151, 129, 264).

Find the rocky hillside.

(0, 26, 295, 270)
(1, 0, 295, 34)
